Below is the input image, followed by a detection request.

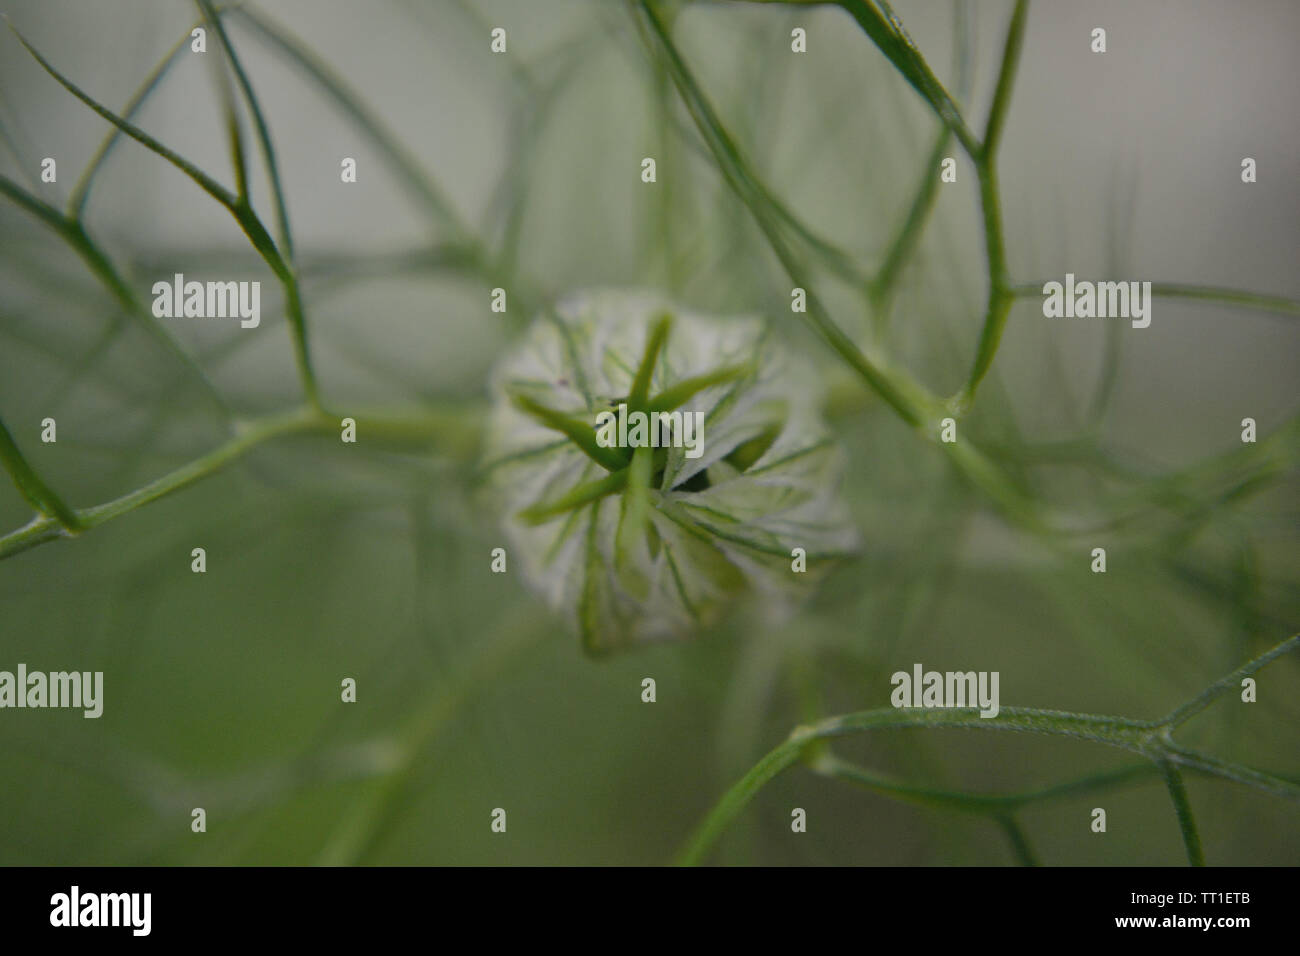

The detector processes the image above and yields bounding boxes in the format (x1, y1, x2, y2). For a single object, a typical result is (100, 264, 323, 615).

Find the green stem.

(677, 728, 806, 866)
(233, 3, 473, 243)
(0, 175, 232, 417)
(0, 404, 482, 561)
(0, 414, 81, 531)
(996, 814, 1038, 866)
(814, 752, 1154, 814)
(677, 633, 1300, 865)
(1160, 761, 1205, 866)
(955, 0, 1028, 408)
(1160, 632, 1299, 728)
(980, 0, 1029, 163)
(67, 16, 200, 219)
(319, 621, 548, 865)
(198, 0, 295, 257)
(1010, 281, 1300, 318)
(10, 23, 323, 410)
(870, 127, 951, 312)
(637, 0, 938, 429)
(830, 0, 981, 156)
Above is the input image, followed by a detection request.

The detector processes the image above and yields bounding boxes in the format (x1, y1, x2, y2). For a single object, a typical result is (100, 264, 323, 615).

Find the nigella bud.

(480, 289, 860, 654)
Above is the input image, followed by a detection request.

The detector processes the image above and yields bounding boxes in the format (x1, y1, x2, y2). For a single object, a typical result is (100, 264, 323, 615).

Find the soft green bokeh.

(0, 0, 1296, 864)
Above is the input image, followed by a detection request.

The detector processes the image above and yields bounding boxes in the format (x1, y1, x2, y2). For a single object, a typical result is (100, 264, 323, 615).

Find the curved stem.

(0, 403, 484, 561)
(677, 633, 1300, 865)
(997, 814, 1038, 866)
(10, 23, 323, 410)
(0, 414, 81, 531)
(0, 175, 233, 418)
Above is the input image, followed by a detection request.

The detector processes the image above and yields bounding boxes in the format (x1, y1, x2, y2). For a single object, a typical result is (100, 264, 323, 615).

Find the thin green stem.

(0, 174, 232, 417)
(677, 633, 1300, 865)
(720, 1, 1030, 415)
(214, 42, 252, 202)
(1160, 632, 1299, 728)
(1163, 742, 1300, 802)
(0, 414, 81, 531)
(232, 3, 549, 322)
(831, 0, 981, 156)
(630, 4, 871, 289)
(678, 706, 1147, 865)
(198, 0, 295, 257)
(980, 0, 1029, 164)
(637, 1, 1067, 537)
(1160, 761, 1205, 867)
(814, 752, 1154, 815)
(10, 25, 235, 204)
(1010, 281, 1300, 319)
(997, 814, 1038, 866)
(637, 0, 938, 429)
(955, 0, 1027, 408)
(0, 404, 482, 562)
(319, 622, 548, 865)
(732, 0, 981, 156)
(677, 729, 806, 866)
(232, 4, 473, 243)
(870, 127, 950, 311)
(0, 407, 316, 560)
(10, 22, 324, 410)
(67, 17, 200, 220)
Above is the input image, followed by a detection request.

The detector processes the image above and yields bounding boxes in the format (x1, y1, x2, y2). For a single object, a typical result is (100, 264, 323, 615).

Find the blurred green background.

(0, 0, 1297, 864)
